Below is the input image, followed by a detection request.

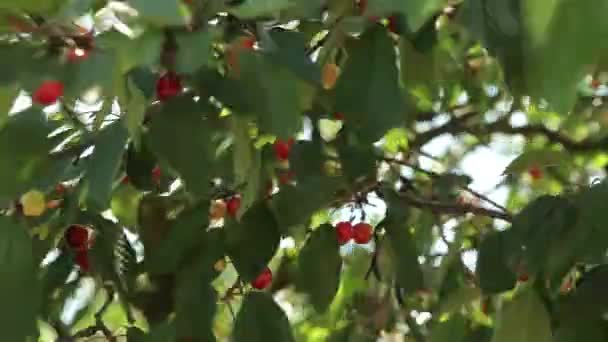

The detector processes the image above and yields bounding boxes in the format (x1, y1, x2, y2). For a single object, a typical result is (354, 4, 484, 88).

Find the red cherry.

(66, 225, 89, 251)
(152, 166, 162, 185)
(333, 112, 345, 121)
(121, 175, 130, 185)
(75, 251, 90, 272)
(278, 170, 295, 185)
(32, 80, 64, 105)
(335, 221, 353, 245)
(251, 267, 272, 290)
(66, 47, 89, 63)
(273, 139, 292, 161)
(528, 165, 543, 180)
(242, 37, 256, 50)
(357, 0, 367, 14)
(353, 222, 373, 244)
(518, 273, 529, 282)
(55, 183, 66, 195)
(156, 71, 182, 101)
(388, 16, 399, 33)
(226, 196, 241, 217)
(591, 79, 601, 89)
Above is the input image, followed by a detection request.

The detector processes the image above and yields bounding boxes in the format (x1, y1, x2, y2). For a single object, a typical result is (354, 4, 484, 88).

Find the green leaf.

(0, 84, 18, 128)
(335, 26, 405, 142)
(125, 78, 147, 147)
(146, 204, 209, 275)
(111, 184, 142, 230)
(84, 121, 128, 211)
(438, 286, 481, 316)
(236, 52, 304, 139)
(175, 269, 217, 341)
(64, 50, 117, 98)
(233, 292, 295, 342)
(384, 192, 424, 295)
(476, 231, 516, 294)
(98, 30, 164, 75)
(366, 0, 447, 32)
(272, 177, 342, 229)
(0, 0, 64, 13)
(297, 224, 342, 312)
(175, 30, 216, 74)
(129, 0, 188, 26)
(557, 265, 608, 321)
(0, 217, 40, 341)
(428, 313, 467, 342)
(553, 319, 607, 342)
(229, 0, 295, 19)
(126, 141, 157, 191)
(503, 150, 569, 175)
(231, 116, 261, 216)
(146, 96, 213, 197)
(491, 287, 551, 342)
(225, 202, 281, 281)
(0, 108, 54, 202)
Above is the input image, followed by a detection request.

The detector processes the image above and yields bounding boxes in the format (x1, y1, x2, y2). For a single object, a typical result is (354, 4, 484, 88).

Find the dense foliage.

(1, 0, 608, 341)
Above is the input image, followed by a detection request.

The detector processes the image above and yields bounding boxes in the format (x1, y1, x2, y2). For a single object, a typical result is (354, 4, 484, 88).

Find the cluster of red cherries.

(335, 221, 374, 245)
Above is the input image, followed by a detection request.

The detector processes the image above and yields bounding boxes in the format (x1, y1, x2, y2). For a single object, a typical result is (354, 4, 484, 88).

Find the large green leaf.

(0, 108, 54, 202)
(335, 26, 405, 142)
(146, 96, 213, 197)
(428, 313, 467, 342)
(553, 319, 607, 342)
(384, 192, 424, 295)
(297, 224, 342, 312)
(0, 0, 64, 13)
(366, 0, 447, 32)
(557, 265, 608, 321)
(233, 292, 295, 342)
(129, 0, 188, 26)
(231, 116, 262, 217)
(146, 204, 210, 275)
(85, 121, 128, 210)
(0, 217, 40, 341)
(175, 30, 216, 74)
(476, 231, 516, 294)
(228, 0, 295, 18)
(225, 202, 281, 281)
(175, 266, 218, 341)
(491, 287, 551, 342)
(111, 184, 143, 230)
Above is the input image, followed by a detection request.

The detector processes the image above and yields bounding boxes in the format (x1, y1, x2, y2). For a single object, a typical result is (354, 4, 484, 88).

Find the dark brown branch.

(398, 192, 512, 222)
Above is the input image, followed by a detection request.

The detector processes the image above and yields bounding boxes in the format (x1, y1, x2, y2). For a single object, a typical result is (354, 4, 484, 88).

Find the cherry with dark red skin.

(273, 138, 294, 161)
(353, 222, 373, 244)
(333, 112, 345, 121)
(518, 273, 529, 282)
(335, 221, 354, 245)
(387, 16, 399, 34)
(55, 183, 66, 195)
(528, 165, 543, 180)
(75, 251, 90, 272)
(33, 80, 64, 105)
(251, 267, 273, 290)
(226, 196, 241, 217)
(242, 37, 256, 49)
(151, 166, 162, 185)
(156, 71, 182, 101)
(66, 225, 89, 252)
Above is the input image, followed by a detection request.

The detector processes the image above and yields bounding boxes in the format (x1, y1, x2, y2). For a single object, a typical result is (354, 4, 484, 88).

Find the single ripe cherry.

(152, 166, 162, 185)
(33, 80, 64, 105)
(251, 267, 272, 290)
(357, 0, 368, 14)
(156, 71, 182, 101)
(121, 175, 130, 185)
(333, 112, 345, 121)
(66, 225, 89, 252)
(335, 221, 354, 245)
(75, 251, 90, 272)
(528, 165, 543, 180)
(353, 222, 373, 244)
(273, 138, 294, 161)
(591, 79, 601, 89)
(242, 36, 256, 50)
(67, 47, 89, 63)
(226, 196, 241, 217)
(518, 273, 529, 282)
(55, 183, 66, 195)
(387, 16, 399, 33)
(278, 170, 295, 185)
